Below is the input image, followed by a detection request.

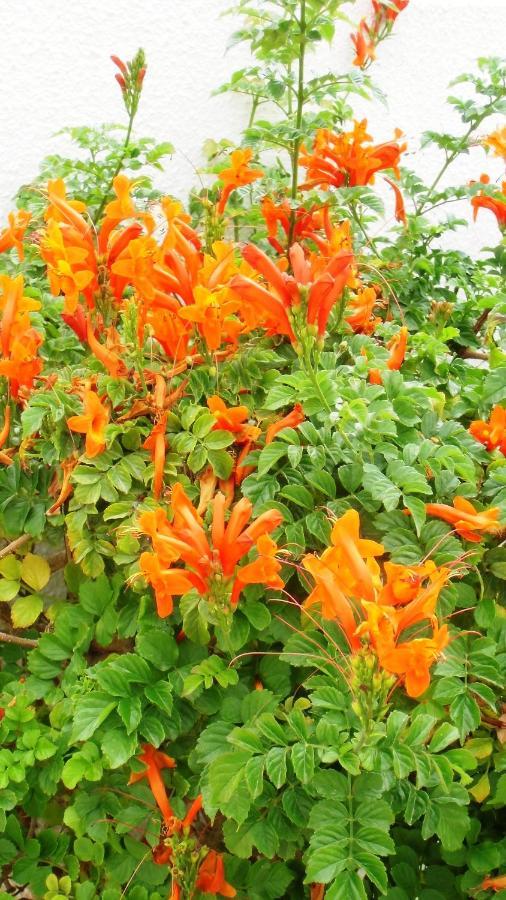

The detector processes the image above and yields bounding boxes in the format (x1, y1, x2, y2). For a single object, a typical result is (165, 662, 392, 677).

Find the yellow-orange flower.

(67, 390, 110, 458)
(0, 210, 31, 260)
(425, 496, 501, 543)
(137, 483, 283, 614)
(469, 405, 506, 455)
(482, 126, 506, 159)
(216, 148, 264, 215)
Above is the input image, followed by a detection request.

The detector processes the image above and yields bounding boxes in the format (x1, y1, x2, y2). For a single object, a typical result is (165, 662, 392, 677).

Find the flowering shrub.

(0, 4, 506, 899)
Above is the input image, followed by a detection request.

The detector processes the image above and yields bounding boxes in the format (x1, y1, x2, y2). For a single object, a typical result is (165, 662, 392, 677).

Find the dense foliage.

(1, 3, 506, 898)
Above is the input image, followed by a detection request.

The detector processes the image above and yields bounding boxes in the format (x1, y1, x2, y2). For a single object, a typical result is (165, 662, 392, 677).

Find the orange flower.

(139, 552, 195, 618)
(232, 242, 353, 341)
(387, 325, 408, 370)
(265, 403, 305, 445)
(302, 508, 384, 643)
(0, 330, 43, 398)
(207, 396, 261, 484)
(216, 148, 264, 215)
(368, 368, 383, 385)
(300, 121, 406, 189)
(67, 390, 110, 458)
(480, 874, 506, 892)
(345, 285, 380, 334)
(471, 175, 506, 229)
(138, 483, 283, 613)
(482, 125, 506, 159)
(303, 508, 452, 698)
(351, 19, 376, 67)
(128, 744, 176, 824)
(143, 415, 168, 500)
(0, 209, 31, 260)
(379, 560, 439, 606)
(104, 174, 137, 223)
(425, 496, 501, 542)
(378, 624, 449, 698)
(0, 405, 11, 451)
(196, 850, 236, 897)
(261, 197, 326, 254)
(329, 509, 384, 602)
(372, 0, 409, 22)
(232, 534, 284, 604)
(302, 551, 362, 647)
(299, 122, 406, 222)
(469, 405, 506, 455)
(178, 285, 242, 351)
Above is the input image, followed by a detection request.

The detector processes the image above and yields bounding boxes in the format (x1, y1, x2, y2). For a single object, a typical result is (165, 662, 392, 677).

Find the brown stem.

(473, 308, 491, 334)
(0, 630, 38, 648)
(0, 534, 30, 560)
(453, 347, 488, 361)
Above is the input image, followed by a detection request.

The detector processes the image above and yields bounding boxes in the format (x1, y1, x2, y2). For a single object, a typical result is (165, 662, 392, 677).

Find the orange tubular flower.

(480, 874, 506, 892)
(345, 285, 380, 334)
(231, 242, 353, 342)
(482, 125, 506, 159)
(387, 325, 408, 370)
(378, 624, 449, 698)
(351, 19, 376, 67)
(207, 396, 261, 484)
(0, 274, 43, 399)
(128, 744, 176, 824)
(471, 175, 506, 229)
(216, 148, 264, 215)
(0, 405, 11, 450)
(265, 403, 305, 445)
(300, 121, 406, 189)
(302, 507, 452, 698)
(143, 415, 168, 500)
(67, 390, 110, 458)
(469, 405, 506, 455)
(138, 483, 283, 614)
(299, 122, 406, 221)
(196, 851, 236, 897)
(0, 210, 31, 260)
(425, 496, 501, 542)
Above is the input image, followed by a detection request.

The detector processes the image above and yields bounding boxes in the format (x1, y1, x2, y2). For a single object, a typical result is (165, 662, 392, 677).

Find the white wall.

(1, 0, 505, 252)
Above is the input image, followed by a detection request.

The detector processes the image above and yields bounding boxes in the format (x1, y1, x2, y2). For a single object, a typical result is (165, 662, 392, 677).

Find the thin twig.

(0, 631, 38, 648)
(0, 534, 30, 560)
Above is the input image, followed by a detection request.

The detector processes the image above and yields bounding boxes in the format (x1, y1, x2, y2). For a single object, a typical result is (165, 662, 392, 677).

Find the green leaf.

(363, 464, 401, 511)
(450, 693, 481, 741)
(257, 443, 287, 475)
(291, 742, 315, 783)
(20, 553, 51, 591)
(117, 696, 142, 735)
(71, 694, 117, 742)
(326, 871, 367, 899)
(144, 681, 173, 715)
(208, 449, 234, 480)
(0, 555, 21, 580)
(11, 594, 43, 627)
(265, 746, 288, 788)
(205, 429, 234, 450)
(0, 579, 20, 602)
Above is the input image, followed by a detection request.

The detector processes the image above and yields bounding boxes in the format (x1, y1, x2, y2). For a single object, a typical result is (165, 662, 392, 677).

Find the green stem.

(415, 102, 497, 216)
(95, 111, 135, 223)
(288, 0, 307, 247)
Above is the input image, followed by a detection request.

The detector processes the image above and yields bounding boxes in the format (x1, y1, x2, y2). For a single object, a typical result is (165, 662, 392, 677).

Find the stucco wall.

(1, 0, 504, 252)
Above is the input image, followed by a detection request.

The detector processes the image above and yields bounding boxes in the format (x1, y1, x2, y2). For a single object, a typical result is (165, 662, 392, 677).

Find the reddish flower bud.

(115, 73, 127, 92)
(110, 54, 127, 75)
(137, 67, 146, 86)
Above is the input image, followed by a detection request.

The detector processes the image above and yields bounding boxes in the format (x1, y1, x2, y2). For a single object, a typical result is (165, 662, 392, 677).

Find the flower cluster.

(351, 0, 410, 68)
(299, 121, 407, 222)
(129, 745, 235, 898)
(302, 508, 450, 697)
(0, 274, 43, 401)
(137, 482, 283, 616)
